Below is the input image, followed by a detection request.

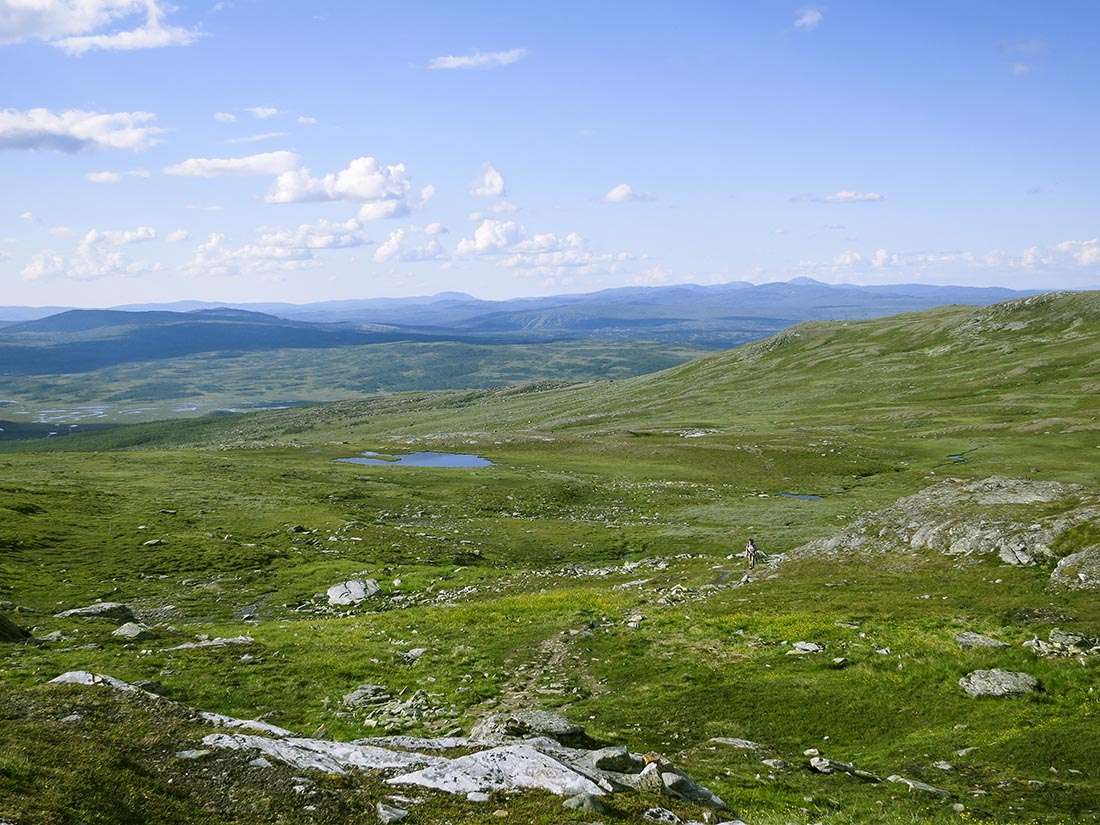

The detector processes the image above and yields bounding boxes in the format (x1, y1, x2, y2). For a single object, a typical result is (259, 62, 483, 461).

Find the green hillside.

(2, 293, 1098, 825)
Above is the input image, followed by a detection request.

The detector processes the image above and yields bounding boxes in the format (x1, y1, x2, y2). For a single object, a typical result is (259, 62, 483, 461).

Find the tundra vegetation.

(1, 293, 1098, 824)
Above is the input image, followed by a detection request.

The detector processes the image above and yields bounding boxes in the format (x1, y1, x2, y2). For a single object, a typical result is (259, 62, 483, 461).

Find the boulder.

(55, 602, 135, 622)
(327, 579, 380, 607)
(808, 756, 881, 782)
(204, 732, 442, 774)
(787, 641, 824, 654)
(661, 769, 727, 809)
(375, 802, 409, 823)
(887, 774, 950, 797)
(343, 684, 392, 708)
(959, 669, 1039, 698)
(642, 809, 681, 823)
(387, 744, 607, 797)
(470, 710, 594, 748)
(562, 792, 611, 814)
(955, 631, 1008, 649)
(709, 737, 760, 750)
(112, 622, 153, 640)
(0, 613, 30, 643)
(1050, 547, 1100, 590)
(587, 746, 645, 773)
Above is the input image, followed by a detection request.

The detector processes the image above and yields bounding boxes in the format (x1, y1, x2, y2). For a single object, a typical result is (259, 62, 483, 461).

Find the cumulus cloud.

(424, 222, 447, 235)
(794, 7, 823, 30)
(469, 162, 505, 197)
(185, 218, 371, 277)
(455, 218, 636, 278)
(164, 150, 300, 177)
(427, 47, 527, 70)
(247, 106, 278, 119)
(456, 219, 523, 255)
(601, 183, 654, 203)
(166, 228, 190, 242)
(266, 155, 417, 223)
(296, 116, 317, 125)
(214, 111, 237, 123)
(22, 225, 160, 281)
(373, 228, 445, 264)
(0, 0, 197, 54)
(0, 108, 162, 152)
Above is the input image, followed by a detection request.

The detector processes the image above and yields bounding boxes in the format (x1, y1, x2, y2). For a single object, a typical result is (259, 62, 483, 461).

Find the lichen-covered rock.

(55, 602, 135, 622)
(326, 579, 380, 606)
(1050, 547, 1100, 590)
(959, 669, 1039, 697)
(955, 631, 1008, 649)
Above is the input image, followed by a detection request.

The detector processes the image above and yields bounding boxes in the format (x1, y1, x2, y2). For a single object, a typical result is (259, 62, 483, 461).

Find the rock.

(587, 745, 645, 773)
(761, 758, 788, 770)
(198, 712, 294, 738)
(636, 762, 667, 794)
(55, 602, 135, 622)
(0, 613, 30, 643)
(563, 792, 611, 814)
(175, 749, 212, 760)
(1023, 628, 1098, 657)
(709, 737, 760, 751)
(1050, 547, 1100, 590)
(642, 808, 681, 823)
(662, 769, 727, 809)
(169, 635, 253, 650)
(387, 743, 606, 797)
(887, 774, 950, 796)
(787, 641, 824, 654)
(933, 760, 954, 771)
(466, 791, 490, 802)
(249, 757, 273, 768)
(955, 631, 1007, 649)
(470, 710, 593, 748)
(327, 579, 380, 607)
(375, 801, 409, 823)
(38, 630, 65, 643)
(1048, 628, 1089, 648)
(809, 756, 881, 782)
(402, 647, 427, 664)
(203, 732, 442, 774)
(112, 622, 153, 640)
(959, 669, 1039, 698)
(142, 538, 164, 547)
(830, 657, 849, 668)
(343, 684, 392, 708)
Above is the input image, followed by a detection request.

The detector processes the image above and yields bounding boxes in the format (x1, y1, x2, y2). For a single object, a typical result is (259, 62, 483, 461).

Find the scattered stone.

(470, 710, 593, 748)
(37, 630, 65, 643)
(709, 737, 760, 751)
(55, 602, 135, 622)
(0, 613, 30, 643)
(112, 622, 153, 641)
(175, 749, 212, 760)
(831, 657, 849, 668)
(642, 808, 681, 824)
(955, 631, 1008, 649)
(959, 669, 1039, 698)
(762, 758, 788, 770)
(466, 791, 490, 802)
(809, 756, 881, 782)
(887, 774, 950, 796)
(343, 684, 392, 708)
(327, 579, 381, 607)
(788, 641, 824, 654)
(169, 635, 253, 650)
(1050, 547, 1100, 590)
(402, 647, 427, 664)
(933, 760, 954, 771)
(375, 801, 409, 823)
(1024, 628, 1098, 657)
(142, 538, 164, 547)
(249, 757, 273, 768)
(563, 792, 611, 814)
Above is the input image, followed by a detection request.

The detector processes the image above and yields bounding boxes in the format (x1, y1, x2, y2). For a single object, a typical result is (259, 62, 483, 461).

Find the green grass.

(2, 293, 1099, 824)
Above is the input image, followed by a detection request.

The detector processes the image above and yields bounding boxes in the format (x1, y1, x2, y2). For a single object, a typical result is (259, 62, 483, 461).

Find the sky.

(2, 0, 1099, 307)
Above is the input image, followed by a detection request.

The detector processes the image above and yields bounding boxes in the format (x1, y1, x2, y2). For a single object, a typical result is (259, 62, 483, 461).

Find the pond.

(778, 491, 823, 501)
(337, 451, 493, 468)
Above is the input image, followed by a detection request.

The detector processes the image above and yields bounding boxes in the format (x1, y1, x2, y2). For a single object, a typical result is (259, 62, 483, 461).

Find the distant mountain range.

(0, 279, 1037, 376)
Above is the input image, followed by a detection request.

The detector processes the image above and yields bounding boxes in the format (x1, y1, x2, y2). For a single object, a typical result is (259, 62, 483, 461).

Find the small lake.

(779, 492, 823, 501)
(337, 451, 493, 468)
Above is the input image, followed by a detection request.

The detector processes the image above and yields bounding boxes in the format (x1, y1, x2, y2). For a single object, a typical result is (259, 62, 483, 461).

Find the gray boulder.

(563, 792, 611, 814)
(470, 709, 594, 748)
(1050, 547, 1100, 590)
(327, 579, 380, 607)
(375, 801, 408, 823)
(959, 669, 1039, 697)
(887, 774, 950, 796)
(112, 622, 153, 640)
(0, 613, 30, 643)
(55, 602, 135, 622)
(343, 684, 392, 708)
(955, 631, 1008, 649)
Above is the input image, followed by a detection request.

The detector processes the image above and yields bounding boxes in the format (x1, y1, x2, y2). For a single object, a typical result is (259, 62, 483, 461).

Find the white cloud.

(225, 131, 289, 144)
(84, 226, 156, 246)
(19, 211, 33, 220)
(164, 150, 300, 177)
(419, 183, 436, 205)
(247, 106, 278, 119)
(833, 249, 862, 266)
(456, 219, 523, 255)
(185, 218, 371, 277)
(0, 0, 197, 54)
(214, 111, 237, 123)
(296, 116, 317, 125)
(469, 162, 505, 197)
(455, 218, 636, 278)
(601, 183, 654, 203)
(0, 108, 162, 152)
(166, 228, 190, 242)
(424, 222, 447, 235)
(22, 225, 160, 282)
(1053, 238, 1100, 266)
(794, 7, 823, 30)
(266, 155, 413, 221)
(373, 228, 445, 264)
(819, 190, 885, 204)
(427, 48, 527, 70)
(489, 200, 519, 213)
(86, 170, 122, 183)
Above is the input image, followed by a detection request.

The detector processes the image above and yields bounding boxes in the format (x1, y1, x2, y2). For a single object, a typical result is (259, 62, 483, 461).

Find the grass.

(2, 293, 1099, 824)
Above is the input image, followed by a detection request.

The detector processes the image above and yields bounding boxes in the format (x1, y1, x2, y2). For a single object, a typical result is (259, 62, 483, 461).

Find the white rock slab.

(202, 733, 444, 774)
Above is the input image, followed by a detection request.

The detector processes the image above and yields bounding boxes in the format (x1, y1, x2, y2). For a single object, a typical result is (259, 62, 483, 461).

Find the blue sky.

(2, 0, 1099, 306)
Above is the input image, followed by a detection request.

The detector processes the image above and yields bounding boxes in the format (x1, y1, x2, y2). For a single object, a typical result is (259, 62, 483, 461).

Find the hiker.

(745, 537, 760, 569)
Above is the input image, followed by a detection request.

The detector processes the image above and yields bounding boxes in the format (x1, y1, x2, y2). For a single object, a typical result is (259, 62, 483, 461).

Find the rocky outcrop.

(792, 477, 1099, 567)
(470, 709, 595, 748)
(959, 669, 1039, 698)
(55, 602, 135, 622)
(1050, 547, 1100, 590)
(326, 579, 380, 607)
(1023, 628, 1099, 658)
